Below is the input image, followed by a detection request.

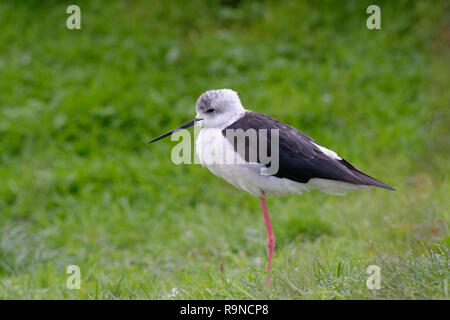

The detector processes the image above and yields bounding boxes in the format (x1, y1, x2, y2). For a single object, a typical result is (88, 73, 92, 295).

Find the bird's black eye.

(206, 109, 215, 113)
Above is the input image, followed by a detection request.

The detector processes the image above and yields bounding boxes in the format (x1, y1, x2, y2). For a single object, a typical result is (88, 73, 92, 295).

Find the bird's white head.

(147, 89, 245, 144)
(195, 89, 245, 129)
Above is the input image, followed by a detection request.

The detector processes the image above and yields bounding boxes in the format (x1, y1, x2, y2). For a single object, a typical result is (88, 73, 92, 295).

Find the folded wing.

(223, 111, 395, 190)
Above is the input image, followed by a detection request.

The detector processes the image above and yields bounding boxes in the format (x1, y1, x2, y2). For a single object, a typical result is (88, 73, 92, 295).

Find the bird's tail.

(339, 159, 396, 191)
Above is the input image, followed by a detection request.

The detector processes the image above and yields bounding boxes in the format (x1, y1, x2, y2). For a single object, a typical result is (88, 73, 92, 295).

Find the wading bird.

(148, 89, 394, 285)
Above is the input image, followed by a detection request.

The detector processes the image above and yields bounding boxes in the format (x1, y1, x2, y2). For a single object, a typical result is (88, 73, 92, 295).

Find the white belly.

(195, 127, 371, 197)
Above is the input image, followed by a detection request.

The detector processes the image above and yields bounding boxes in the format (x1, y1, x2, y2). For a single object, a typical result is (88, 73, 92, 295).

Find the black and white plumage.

(149, 89, 395, 196)
(224, 111, 395, 191)
(148, 89, 394, 285)
(191, 89, 394, 197)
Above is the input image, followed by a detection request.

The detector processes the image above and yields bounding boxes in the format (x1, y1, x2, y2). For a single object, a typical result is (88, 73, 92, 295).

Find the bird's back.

(223, 111, 395, 191)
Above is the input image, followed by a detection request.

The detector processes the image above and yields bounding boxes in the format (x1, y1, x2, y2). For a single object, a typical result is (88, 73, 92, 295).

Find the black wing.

(222, 111, 395, 190)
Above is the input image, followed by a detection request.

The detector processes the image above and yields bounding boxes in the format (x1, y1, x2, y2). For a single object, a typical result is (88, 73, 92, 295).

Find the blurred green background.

(0, 0, 448, 299)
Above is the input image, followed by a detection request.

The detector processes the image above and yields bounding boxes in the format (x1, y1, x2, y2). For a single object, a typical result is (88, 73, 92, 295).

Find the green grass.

(0, 0, 448, 299)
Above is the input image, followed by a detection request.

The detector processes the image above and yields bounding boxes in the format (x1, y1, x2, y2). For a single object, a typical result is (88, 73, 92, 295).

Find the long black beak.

(147, 118, 201, 144)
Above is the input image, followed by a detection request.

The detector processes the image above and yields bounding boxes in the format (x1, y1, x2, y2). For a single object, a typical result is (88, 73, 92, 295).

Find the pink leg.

(259, 191, 275, 286)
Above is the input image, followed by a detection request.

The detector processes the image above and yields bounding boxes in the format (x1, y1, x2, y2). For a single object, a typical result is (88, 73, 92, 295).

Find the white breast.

(195, 127, 310, 197)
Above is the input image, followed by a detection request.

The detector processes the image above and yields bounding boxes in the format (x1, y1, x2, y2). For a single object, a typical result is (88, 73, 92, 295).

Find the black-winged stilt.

(148, 89, 395, 285)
